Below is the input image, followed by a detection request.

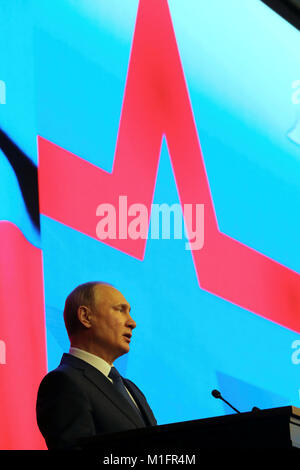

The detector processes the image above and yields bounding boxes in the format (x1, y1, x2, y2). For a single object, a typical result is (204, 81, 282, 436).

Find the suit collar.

(60, 354, 146, 427)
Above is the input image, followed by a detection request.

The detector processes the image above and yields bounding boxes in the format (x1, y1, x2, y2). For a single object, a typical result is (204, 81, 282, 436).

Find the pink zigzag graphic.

(38, 0, 300, 333)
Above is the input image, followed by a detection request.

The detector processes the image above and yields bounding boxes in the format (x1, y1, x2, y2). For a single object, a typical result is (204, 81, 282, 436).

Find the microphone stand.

(211, 389, 260, 414)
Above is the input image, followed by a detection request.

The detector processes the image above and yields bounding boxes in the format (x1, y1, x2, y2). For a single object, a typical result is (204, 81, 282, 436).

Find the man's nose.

(127, 314, 137, 330)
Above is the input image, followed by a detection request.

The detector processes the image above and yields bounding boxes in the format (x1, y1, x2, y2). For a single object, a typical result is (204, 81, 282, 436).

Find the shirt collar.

(69, 346, 112, 379)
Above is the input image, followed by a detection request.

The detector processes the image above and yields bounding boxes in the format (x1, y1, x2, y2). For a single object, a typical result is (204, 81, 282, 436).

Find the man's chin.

(122, 343, 130, 353)
(121, 336, 131, 349)
(115, 342, 130, 358)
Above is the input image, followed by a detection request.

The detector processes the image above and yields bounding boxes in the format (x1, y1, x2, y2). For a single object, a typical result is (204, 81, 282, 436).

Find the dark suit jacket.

(36, 353, 157, 449)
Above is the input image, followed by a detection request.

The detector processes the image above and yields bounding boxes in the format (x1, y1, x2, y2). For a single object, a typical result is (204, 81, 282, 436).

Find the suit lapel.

(123, 379, 156, 426)
(83, 367, 146, 427)
(61, 354, 145, 428)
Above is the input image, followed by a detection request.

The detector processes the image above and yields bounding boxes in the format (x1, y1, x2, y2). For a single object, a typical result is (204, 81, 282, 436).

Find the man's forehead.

(94, 283, 129, 305)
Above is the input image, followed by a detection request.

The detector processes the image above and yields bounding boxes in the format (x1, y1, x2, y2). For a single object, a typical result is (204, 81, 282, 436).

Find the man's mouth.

(123, 333, 132, 341)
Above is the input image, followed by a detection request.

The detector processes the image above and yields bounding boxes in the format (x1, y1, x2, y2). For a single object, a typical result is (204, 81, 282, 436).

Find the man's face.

(89, 284, 136, 364)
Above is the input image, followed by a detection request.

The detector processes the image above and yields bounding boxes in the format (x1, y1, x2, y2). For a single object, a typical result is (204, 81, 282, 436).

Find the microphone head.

(211, 389, 221, 399)
(252, 406, 260, 412)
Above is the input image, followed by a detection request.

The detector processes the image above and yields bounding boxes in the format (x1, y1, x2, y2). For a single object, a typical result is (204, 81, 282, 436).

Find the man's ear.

(77, 305, 92, 329)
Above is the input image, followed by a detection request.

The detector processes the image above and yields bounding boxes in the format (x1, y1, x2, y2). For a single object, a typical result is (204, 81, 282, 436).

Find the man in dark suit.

(36, 282, 157, 449)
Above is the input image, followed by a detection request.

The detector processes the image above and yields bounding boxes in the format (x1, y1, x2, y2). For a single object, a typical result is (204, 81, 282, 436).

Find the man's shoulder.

(38, 354, 87, 394)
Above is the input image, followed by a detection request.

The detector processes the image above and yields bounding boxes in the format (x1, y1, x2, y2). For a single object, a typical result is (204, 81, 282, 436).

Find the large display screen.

(0, 0, 300, 449)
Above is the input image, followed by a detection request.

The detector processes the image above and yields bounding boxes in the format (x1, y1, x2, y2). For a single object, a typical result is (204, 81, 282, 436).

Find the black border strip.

(260, 0, 300, 31)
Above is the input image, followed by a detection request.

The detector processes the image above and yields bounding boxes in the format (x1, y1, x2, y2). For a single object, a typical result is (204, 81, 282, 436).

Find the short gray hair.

(63, 281, 113, 338)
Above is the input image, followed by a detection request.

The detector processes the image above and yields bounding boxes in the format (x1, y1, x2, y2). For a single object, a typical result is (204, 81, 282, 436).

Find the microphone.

(211, 389, 241, 414)
(211, 389, 260, 414)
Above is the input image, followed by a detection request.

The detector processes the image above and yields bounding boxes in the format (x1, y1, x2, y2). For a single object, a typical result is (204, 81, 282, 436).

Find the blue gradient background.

(0, 0, 300, 425)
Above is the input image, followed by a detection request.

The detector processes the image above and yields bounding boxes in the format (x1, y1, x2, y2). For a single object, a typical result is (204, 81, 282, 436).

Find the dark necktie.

(108, 366, 143, 418)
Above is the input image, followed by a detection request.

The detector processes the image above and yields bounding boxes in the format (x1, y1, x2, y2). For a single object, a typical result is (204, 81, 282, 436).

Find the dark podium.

(79, 406, 300, 453)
